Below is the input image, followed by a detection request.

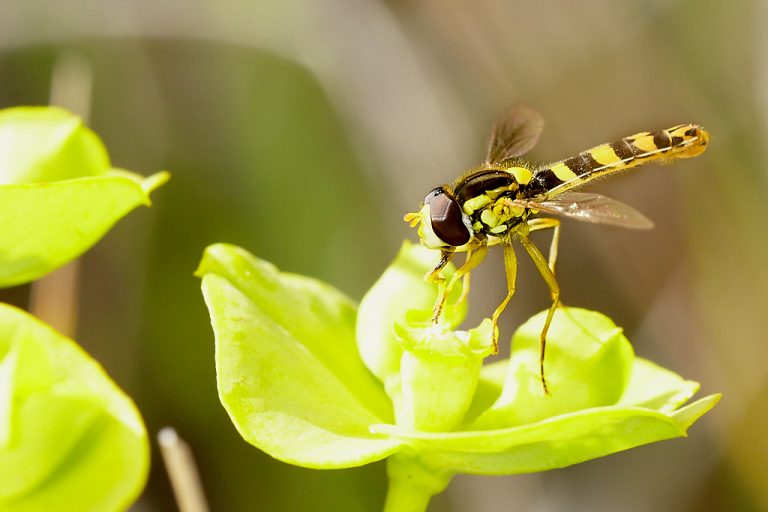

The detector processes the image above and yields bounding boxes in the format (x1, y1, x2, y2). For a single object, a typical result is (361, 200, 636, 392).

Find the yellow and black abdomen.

(530, 124, 709, 197)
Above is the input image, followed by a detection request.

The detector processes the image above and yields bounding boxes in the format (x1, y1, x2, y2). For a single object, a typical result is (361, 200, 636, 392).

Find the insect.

(404, 104, 709, 393)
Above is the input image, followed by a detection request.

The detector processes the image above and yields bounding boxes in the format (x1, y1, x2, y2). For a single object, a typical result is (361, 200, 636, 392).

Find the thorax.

(453, 166, 533, 238)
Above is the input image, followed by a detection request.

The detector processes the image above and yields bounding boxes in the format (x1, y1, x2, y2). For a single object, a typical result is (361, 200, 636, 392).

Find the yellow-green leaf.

(0, 106, 168, 287)
(198, 244, 401, 468)
(0, 304, 148, 512)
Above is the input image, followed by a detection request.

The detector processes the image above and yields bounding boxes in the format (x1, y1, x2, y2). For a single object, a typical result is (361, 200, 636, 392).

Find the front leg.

(448, 243, 488, 307)
(427, 249, 454, 323)
(425, 249, 453, 283)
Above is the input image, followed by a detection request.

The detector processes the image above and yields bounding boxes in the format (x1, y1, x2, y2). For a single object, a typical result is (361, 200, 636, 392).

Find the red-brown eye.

(425, 188, 471, 246)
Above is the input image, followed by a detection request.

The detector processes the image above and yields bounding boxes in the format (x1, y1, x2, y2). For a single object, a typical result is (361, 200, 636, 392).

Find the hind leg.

(527, 217, 561, 273)
(518, 234, 561, 394)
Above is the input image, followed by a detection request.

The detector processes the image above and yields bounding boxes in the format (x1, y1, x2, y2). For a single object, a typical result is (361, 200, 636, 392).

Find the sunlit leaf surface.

(0, 304, 148, 512)
(199, 243, 401, 468)
(200, 242, 718, 481)
(0, 106, 168, 287)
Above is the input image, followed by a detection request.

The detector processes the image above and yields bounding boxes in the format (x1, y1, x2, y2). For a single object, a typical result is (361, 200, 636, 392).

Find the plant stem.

(158, 427, 210, 512)
(29, 53, 93, 337)
(384, 453, 452, 512)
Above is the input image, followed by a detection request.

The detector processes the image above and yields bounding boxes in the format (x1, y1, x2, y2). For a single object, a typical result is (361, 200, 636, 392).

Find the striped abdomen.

(532, 124, 709, 197)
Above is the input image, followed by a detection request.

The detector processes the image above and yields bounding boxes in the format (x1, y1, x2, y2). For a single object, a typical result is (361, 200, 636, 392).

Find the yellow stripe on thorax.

(508, 166, 533, 185)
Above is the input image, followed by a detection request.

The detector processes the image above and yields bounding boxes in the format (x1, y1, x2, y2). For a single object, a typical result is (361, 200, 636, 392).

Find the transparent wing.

(513, 192, 654, 229)
(485, 104, 545, 164)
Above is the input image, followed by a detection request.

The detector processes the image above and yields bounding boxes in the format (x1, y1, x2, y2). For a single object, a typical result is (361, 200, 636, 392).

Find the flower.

(197, 241, 720, 511)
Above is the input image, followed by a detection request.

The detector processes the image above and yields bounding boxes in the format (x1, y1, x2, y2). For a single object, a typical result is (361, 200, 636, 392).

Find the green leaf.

(0, 170, 168, 287)
(619, 357, 700, 412)
(0, 304, 148, 512)
(461, 360, 508, 427)
(371, 394, 720, 475)
(471, 308, 634, 428)
(198, 244, 401, 468)
(356, 241, 465, 398)
(0, 106, 168, 287)
(0, 107, 109, 185)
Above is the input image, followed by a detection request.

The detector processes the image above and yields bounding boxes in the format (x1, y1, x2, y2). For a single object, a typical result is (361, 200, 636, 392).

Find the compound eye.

(426, 188, 471, 246)
(424, 188, 442, 204)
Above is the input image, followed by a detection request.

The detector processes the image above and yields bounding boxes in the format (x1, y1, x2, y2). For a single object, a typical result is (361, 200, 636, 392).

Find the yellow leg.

(428, 249, 454, 322)
(527, 217, 561, 273)
(490, 243, 517, 354)
(426, 249, 453, 283)
(518, 234, 560, 395)
(432, 245, 488, 322)
(528, 218, 567, 309)
(450, 244, 489, 307)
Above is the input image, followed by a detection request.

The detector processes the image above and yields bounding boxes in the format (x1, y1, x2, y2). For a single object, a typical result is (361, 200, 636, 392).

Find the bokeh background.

(1, 0, 766, 510)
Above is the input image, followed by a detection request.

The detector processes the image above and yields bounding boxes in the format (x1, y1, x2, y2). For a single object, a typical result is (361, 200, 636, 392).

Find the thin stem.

(384, 479, 433, 512)
(158, 427, 210, 512)
(29, 53, 93, 336)
(384, 453, 452, 512)
(28, 261, 80, 337)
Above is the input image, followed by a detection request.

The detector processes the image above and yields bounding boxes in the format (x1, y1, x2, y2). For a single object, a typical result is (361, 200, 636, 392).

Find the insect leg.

(490, 242, 517, 354)
(429, 249, 454, 322)
(518, 234, 560, 394)
(450, 243, 489, 307)
(527, 217, 561, 273)
(426, 249, 453, 283)
(432, 245, 488, 322)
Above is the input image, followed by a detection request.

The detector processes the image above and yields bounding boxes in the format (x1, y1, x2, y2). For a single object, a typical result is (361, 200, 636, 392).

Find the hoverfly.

(404, 104, 709, 393)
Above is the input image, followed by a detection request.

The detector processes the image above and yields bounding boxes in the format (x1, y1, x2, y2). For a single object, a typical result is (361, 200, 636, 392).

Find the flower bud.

(395, 319, 494, 431)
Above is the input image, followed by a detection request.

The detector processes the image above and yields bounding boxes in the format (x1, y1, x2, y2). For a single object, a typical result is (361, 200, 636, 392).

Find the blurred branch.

(48, 53, 93, 120)
(28, 53, 92, 337)
(158, 427, 210, 512)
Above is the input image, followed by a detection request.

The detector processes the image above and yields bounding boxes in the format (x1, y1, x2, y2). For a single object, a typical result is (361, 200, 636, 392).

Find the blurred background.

(0, 0, 766, 510)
